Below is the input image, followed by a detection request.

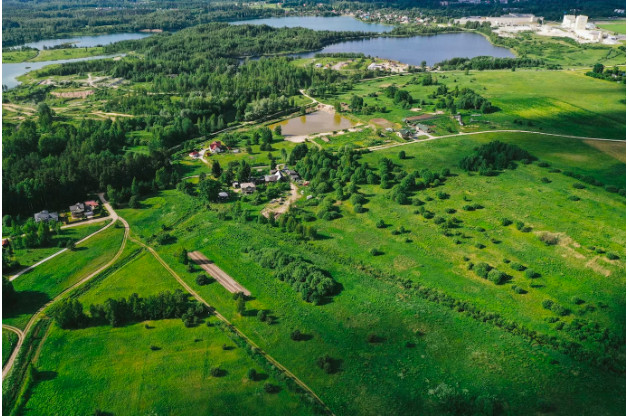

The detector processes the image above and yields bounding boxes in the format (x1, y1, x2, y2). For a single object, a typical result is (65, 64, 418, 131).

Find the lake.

(231, 15, 394, 33)
(3, 55, 122, 90)
(270, 111, 354, 139)
(18, 33, 150, 50)
(294, 32, 514, 66)
(3, 33, 149, 89)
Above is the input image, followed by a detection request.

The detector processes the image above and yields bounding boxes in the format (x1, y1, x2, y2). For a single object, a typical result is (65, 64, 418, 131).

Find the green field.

(7, 221, 108, 274)
(320, 69, 626, 140)
(597, 20, 627, 34)
(2, 47, 106, 63)
(2, 329, 19, 367)
(112, 129, 625, 415)
(24, 245, 316, 415)
(2, 225, 125, 330)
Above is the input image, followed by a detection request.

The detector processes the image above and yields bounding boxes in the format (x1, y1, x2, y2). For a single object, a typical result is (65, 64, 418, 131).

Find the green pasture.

(2, 225, 125, 329)
(596, 21, 626, 35)
(24, 244, 315, 415)
(7, 221, 107, 274)
(114, 129, 626, 414)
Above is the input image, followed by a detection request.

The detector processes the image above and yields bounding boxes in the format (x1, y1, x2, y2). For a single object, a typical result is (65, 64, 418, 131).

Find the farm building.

(209, 141, 223, 154)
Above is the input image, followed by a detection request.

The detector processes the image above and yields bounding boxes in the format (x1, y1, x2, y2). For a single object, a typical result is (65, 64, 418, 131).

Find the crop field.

(24, 245, 315, 416)
(2, 329, 19, 367)
(2, 225, 125, 330)
(6, 221, 107, 273)
(112, 128, 625, 415)
(322, 69, 626, 140)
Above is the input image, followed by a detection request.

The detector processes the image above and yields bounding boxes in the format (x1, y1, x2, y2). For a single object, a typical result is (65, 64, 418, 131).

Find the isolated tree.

(211, 161, 222, 178)
(236, 294, 246, 315)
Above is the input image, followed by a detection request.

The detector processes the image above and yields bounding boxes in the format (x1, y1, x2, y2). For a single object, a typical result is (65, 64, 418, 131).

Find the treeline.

(2, 0, 283, 47)
(51, 290, 206, 328)
(431, 85, 495, 114)
(586, 63, 626, 84)
(459, 141, 536, 174)
(245, 247, 338, 304)
(3, 108, 171, 215)
(436, 56, 545, 70)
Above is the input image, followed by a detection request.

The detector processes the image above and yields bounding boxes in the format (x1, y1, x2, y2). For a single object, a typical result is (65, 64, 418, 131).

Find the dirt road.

(262, 183, 300, 218)
(3, 197, 128, 380)
(188, 251, 251, 296)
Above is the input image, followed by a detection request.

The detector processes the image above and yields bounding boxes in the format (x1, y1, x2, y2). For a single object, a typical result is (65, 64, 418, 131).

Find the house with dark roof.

(34, 210, 59, 223)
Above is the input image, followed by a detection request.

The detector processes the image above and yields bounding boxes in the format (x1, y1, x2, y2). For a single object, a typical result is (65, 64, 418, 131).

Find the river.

(231, 15, 394, 33)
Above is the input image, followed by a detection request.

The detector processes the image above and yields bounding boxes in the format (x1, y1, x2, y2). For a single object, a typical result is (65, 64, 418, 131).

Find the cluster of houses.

(33, 200, 100, 224)
(188, 141, 235, 160)
(231, 168, 302, 196)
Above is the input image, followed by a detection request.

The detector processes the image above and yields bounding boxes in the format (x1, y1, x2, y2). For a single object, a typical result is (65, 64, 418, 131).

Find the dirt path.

(129, 237, 332, 414)
(368, 129, 626, 152)
(188, 251, 251, 296)
(9, 217, 117, 281)
(2, 195, 129, 380)
(262, 183, 301, 218)
(60, 216, 112, 230)
(2, 325, 24, 371)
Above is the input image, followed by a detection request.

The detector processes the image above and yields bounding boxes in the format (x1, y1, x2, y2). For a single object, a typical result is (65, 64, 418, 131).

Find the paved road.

(2, 195, 129, 380)
(2, 325, 24, 371)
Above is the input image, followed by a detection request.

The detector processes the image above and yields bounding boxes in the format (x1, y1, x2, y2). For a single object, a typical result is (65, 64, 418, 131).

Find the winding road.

(2, 196, 129, 380)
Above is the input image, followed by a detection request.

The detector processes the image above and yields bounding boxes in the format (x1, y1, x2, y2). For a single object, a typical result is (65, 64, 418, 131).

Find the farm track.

(187, 251, 251, 296)
(9, 217, 117, 281)
(130, 237, 333, 415)
(2, 196, 129, 381)
(3, 195, 331, 414)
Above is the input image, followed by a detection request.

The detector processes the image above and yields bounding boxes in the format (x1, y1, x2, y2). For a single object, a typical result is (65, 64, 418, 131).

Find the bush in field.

(210, 367, 225, 377)
(376, 219, 386, 228)
(540, 177, 551, 184)
(568, 195, 580, 201)
(606, 252, 619, 260)
(539, 232, 559, 245)
(573, 182, 586, 189)
(510, 262, 525, 271)
(542, 299, 554, 310)
(525, 269, 540, 279)
(571, 296, 585, 305)
(474, 262, 491, 279)
(316, 355, 339, 374)
(257, 309, 268, 322)
(196, 274, 213, 285)
(487, 269, 507, 285)
(247, 368, 258, 381)
(370, 248, 383, 256)
(291, 329, 305, 341)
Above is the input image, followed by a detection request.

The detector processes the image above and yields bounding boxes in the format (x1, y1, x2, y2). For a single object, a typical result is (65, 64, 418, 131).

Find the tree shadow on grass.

(3, 291, 49, 319)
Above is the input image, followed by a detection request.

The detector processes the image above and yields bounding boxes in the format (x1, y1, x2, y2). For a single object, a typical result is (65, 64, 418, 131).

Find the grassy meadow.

(24, 245, 316, 416)
(6, 221, 108, 274)
(112, 129, 625, 415)
(319, 69, 626, 140)
(2, 225, 125, 330)
(596, 20, 627, 34)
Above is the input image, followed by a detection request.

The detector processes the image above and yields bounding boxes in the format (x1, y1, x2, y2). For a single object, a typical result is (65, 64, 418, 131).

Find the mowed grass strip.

(25, 247, 315, 416)
(2, 225, 125, 329)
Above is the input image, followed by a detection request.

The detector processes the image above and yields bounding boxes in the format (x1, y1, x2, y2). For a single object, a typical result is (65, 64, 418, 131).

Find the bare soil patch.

(188, 251, 251, 296)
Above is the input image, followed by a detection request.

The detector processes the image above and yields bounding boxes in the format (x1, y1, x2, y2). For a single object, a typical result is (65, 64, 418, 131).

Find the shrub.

(568, 195, 580, 201)
(605, 185, 618, 193)
(475, 243, 485, 249)
(290, 329, 304, 341)
(210, 367, 225, 377)
(551, 303, 569, 316)
(434, 217, 445, 225)
(539, 232, 559, 245)
(376, 219, 386, 228)
(500, 218, 512, 226)
(257, 310, 268, 322)
(525, 269, 540, 279)
(571, 297, 585, 305)
(463, 205, 474, 211)
(195, 274, 213, 286)
(502, 258, 510, 263)
(572, 183, 585, 189)
(474, 262, 491, 279)
(247, 368, 258, 381)
(540, 177, 551, 184)
(316, 355, 338, 374)
(263, 383, 280, 394)
(437, 191, 449, 200)
(354, 204, 365, 213)
(537, 161, 550, 168)
(472, 203, 483, 210)
(445, 208, 456, 214)
(366, 333, 384, 343)
(487, 269, 507, 285)
(606, 252, 619, 260)
(466, 262, 474, 270)
(510, 262, 525, 271)
(542, 299, 554, 310)
(515, 221, 525, 231)
(511, 286, 526, 294)
(370, 248, 382, 256)
(476, 227, 485, 232)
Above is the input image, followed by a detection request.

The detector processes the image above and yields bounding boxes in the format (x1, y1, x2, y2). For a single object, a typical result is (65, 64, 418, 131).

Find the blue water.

(19, 33, 150, 50)
(231, 15, 394, 33)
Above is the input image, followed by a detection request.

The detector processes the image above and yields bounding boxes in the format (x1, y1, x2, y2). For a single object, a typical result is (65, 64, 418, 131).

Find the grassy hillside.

(114, 131, 625, 415)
